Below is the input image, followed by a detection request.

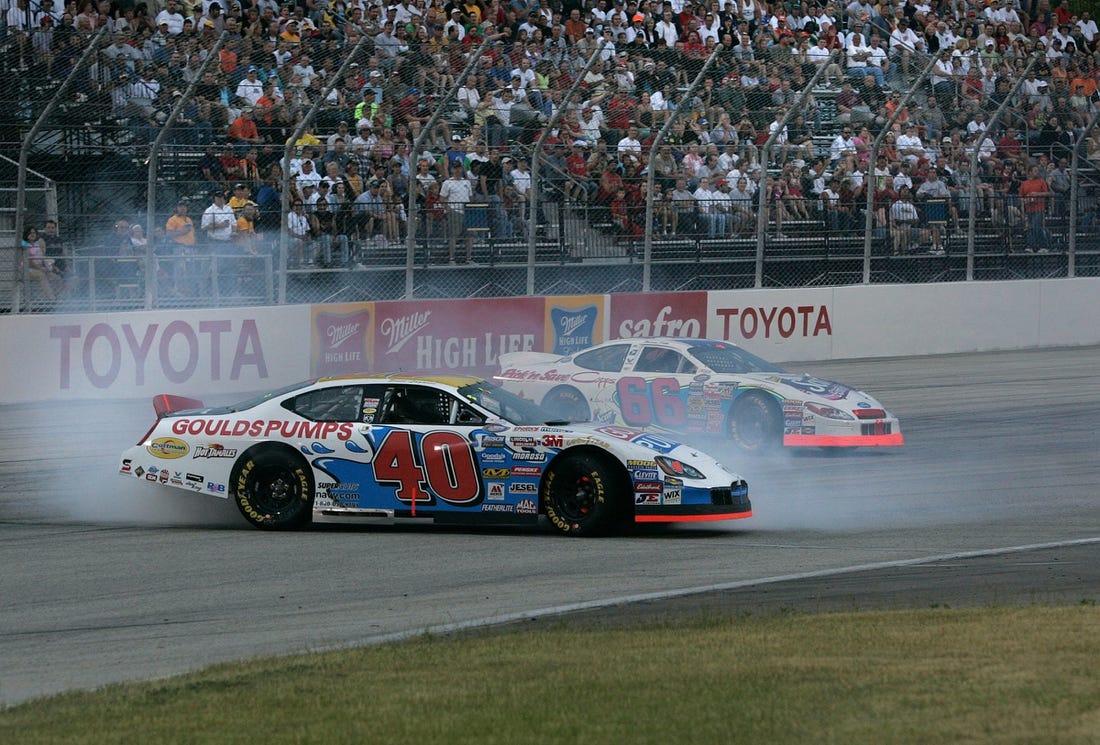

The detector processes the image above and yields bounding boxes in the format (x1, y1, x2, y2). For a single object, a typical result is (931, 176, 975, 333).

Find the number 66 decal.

(615, 376, 688, 428)
(374, 430, 481, 507)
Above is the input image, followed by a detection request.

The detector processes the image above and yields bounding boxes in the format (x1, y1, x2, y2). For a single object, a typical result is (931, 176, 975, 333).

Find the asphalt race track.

(2, 347, 1099, 707)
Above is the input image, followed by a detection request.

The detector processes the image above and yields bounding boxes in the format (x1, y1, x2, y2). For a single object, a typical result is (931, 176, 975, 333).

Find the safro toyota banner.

(609, 292, 708, 339)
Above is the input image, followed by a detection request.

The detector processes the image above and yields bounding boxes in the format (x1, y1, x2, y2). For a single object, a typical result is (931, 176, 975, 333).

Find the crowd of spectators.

(8, 0, 1100, 271)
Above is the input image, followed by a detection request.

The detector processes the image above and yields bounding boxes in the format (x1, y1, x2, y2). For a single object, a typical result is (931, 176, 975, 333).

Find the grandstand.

(4, 0, 1100, 312)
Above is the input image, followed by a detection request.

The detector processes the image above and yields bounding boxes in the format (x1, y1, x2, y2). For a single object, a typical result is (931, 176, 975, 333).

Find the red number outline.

(615, 376, 688, 429)
(373, 429, 481, 511)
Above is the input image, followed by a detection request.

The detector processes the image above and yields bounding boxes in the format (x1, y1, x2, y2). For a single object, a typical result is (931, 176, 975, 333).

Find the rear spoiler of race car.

(152, 394, 206, 418)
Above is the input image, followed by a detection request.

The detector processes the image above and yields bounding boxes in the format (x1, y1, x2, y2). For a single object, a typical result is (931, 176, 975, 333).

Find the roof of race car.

(600, 337, 743, 350)
(624, 336, 734, 347)
(315, 372, 484, 387)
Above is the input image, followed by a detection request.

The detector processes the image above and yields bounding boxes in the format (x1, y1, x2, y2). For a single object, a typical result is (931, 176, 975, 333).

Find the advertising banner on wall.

(310, 302, 374, 377)
(707, 288, 837, 361)
(609, 291, 708, 340)
(369, 296, 547, 377)
(5, 306, 311, 402)
(6, 279, 1100, 404)
(543, 294, 605, 355)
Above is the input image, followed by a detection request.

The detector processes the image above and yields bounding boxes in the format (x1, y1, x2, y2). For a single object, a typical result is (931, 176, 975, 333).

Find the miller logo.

(550, 305, 598, 355)
(327, 321, 360, 350)
(380, 310, 431, 354)
(315, 309, 371, 376)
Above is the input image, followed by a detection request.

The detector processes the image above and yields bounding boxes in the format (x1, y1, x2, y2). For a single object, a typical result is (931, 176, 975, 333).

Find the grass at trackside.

(3, 607, 1100, 745)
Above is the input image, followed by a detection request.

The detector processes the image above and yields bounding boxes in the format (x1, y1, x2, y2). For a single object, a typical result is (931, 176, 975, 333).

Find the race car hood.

(497, 351, 563, 371)
(550, 421, 740, 485)
(743, 372, 886, 409)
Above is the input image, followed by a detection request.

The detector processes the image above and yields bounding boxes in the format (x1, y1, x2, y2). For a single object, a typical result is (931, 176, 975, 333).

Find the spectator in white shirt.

(889, 18, 924, 77)
(235, 67, 264, 106)
(155, 0, 185, 35)
(616, 126, 642, 164)
(655, 9, 679, 48)
(846, 37, 884, 86)
(1077, 12, 1098, 44)
(439, 170, 474, 263)
(896, 124, 925, 164)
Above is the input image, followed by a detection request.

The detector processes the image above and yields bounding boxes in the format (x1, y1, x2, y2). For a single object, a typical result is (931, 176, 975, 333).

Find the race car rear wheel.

(232, 447, 313, 530)
(542, 452, 621, 536)
(541, 386, 590, 423)
(727, 393, 782, 454)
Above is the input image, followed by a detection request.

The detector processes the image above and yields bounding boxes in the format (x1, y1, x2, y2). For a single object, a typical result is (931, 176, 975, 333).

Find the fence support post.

(145, 32, 228, 309)
(861, 52, 938, 284)
(966, 54, 1040, 282)
(13, 25, 108, 313)
(642, 45, 724, 293)
(527, 42, 605, 296)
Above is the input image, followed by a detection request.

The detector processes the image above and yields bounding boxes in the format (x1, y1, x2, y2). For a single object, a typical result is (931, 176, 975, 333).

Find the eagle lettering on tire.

(234, 448, 313, 530)
(542, 452, 622, 536)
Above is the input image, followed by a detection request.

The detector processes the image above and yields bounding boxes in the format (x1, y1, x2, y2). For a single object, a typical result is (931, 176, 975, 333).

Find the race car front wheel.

(542, 453, 620, 536)
(233, 447, 314, 530)
(728, 393, 782, 454)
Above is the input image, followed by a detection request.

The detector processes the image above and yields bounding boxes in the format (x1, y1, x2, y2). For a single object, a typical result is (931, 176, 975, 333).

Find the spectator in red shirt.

(996, 127, 1023, 166)
(1018, 165, 1054, 252)
(227, 108, 264, 153)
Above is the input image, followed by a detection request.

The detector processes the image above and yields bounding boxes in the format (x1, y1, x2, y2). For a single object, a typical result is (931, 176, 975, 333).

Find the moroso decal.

(147, 437, 190, 459)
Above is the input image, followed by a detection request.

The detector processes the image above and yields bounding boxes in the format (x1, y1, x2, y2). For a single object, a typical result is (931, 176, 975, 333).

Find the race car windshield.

(687, 343, 786, 374)
(457, 381, 553, 425)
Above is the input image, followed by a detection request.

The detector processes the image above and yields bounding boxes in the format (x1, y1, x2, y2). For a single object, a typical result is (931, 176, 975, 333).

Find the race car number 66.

(616, 377, 687, 428)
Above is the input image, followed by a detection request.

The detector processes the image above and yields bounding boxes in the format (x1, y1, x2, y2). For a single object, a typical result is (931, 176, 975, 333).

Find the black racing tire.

(541, 452, 622, 537)
(541, 386, 591, 423)
(727, 393, 782, 454)
(232, 447, 314, 530)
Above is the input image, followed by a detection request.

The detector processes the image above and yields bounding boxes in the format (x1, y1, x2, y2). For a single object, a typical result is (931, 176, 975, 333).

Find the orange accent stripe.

(634, 511, 753, 523)
(784, 433, 905, 447)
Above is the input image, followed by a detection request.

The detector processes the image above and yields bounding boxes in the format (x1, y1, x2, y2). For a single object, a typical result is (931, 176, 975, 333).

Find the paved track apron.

(2, 347, 1099, 706)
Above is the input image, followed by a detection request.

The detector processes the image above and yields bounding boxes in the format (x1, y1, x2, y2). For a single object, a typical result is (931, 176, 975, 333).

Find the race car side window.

(379, 386, 452, 425)
(284, 385, 364, 422)
(573, 344, 631, 372)
(633, 347, 696, 374)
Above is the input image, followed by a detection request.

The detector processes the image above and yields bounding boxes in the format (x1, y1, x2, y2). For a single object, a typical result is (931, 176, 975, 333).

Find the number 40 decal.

(616, 376, 688, 428)
(374, 430, 481, 508)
